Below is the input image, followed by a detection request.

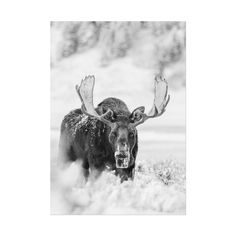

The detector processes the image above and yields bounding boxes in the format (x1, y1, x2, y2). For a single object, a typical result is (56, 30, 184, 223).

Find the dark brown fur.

(59, 97, 138, 181)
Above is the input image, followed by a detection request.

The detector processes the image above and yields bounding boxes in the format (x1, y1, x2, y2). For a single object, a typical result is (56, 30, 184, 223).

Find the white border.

(1, 0, 236, 236)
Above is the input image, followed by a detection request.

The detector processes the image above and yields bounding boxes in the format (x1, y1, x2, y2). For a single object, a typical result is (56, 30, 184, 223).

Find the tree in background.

(51, 21, 185, 80)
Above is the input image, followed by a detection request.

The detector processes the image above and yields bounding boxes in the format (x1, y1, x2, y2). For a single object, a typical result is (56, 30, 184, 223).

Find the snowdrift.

(51, 159, 186, 214)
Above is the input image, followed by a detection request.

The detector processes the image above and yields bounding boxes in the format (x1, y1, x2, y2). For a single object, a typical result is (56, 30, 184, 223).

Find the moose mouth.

(115, 152, 130, 169)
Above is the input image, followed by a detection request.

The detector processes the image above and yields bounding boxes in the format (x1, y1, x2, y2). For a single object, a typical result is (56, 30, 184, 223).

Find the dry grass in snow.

(51, 159, 185, 214)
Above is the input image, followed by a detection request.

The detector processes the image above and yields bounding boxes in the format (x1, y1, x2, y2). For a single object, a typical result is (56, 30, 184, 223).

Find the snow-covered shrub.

(51, 160, 186, 214)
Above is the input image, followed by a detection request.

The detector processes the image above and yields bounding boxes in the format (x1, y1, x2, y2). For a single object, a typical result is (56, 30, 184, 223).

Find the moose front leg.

(115, 165, 135, 182)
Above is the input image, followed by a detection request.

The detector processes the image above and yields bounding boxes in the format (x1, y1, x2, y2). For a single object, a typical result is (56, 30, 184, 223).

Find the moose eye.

(129, 132, 134, 138)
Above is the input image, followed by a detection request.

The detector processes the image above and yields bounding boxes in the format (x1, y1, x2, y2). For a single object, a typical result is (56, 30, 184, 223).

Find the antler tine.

(75, 75, 113, 126)
(132, 75, 170, 127)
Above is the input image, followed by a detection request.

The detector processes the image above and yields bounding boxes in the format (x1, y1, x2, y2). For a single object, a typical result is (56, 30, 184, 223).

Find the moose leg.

(71, 158, 89, 187)
(88, 162, 103, 181)
(115, 165, 135, 182)
(81, 159, 89, 181)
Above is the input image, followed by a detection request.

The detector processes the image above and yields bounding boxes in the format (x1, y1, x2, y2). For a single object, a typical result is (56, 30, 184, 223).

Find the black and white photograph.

(51, 21, 186, 214)
(1, 0, 236, 235)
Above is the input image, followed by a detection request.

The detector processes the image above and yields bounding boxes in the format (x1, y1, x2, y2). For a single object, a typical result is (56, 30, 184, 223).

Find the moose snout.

(114, 142, 130, 169)
(117, 142, 129, 153)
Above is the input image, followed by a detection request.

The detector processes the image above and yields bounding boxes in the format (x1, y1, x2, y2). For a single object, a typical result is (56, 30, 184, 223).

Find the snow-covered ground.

(50, 48, 185, 214)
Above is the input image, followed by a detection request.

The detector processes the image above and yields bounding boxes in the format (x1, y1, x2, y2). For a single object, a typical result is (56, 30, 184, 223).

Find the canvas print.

(51, 21, 186, 214)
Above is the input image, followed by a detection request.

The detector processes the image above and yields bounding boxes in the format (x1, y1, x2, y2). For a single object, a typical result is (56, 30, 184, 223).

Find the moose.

(59, 75, 170, 182)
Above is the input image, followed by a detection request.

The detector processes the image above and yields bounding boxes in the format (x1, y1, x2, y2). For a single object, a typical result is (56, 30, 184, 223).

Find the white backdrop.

(0, 0, 236, 235)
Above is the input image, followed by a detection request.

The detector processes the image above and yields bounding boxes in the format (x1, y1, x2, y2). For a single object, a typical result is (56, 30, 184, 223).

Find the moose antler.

(75, 75, 114, 127)
(132, 75, 170, 127)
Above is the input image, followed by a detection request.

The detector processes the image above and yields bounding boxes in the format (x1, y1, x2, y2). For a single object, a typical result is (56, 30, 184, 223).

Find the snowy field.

(50, 48, 186, 214)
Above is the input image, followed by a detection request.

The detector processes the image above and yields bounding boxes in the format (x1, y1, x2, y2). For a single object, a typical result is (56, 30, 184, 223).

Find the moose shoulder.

(59, 75, 170, 182)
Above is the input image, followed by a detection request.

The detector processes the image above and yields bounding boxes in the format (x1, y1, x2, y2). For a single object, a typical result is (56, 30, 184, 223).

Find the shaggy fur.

(59, 97, 138, 181)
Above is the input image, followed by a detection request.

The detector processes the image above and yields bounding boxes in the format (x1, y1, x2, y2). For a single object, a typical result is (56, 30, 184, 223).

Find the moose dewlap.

(59, 75, 170, 182)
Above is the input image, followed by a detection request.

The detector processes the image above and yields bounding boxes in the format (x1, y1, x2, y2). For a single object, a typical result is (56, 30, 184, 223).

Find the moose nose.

(118, 142, 128, 152)
(120, 142, 126, 147)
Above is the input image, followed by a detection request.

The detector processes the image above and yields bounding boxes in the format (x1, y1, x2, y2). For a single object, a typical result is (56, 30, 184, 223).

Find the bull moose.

(59, 75, 170, 181)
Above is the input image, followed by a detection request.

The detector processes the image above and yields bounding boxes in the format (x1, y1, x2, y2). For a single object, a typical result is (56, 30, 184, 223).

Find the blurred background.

(51, 21, 186, 161)
(50, 21, 186, 214)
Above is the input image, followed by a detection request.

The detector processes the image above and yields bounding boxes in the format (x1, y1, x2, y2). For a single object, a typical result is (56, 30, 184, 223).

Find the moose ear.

(130, 106, 145, 122)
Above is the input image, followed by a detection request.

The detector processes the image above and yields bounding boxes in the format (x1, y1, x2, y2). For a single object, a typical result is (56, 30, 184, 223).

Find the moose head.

(75, 75, 170, 169)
